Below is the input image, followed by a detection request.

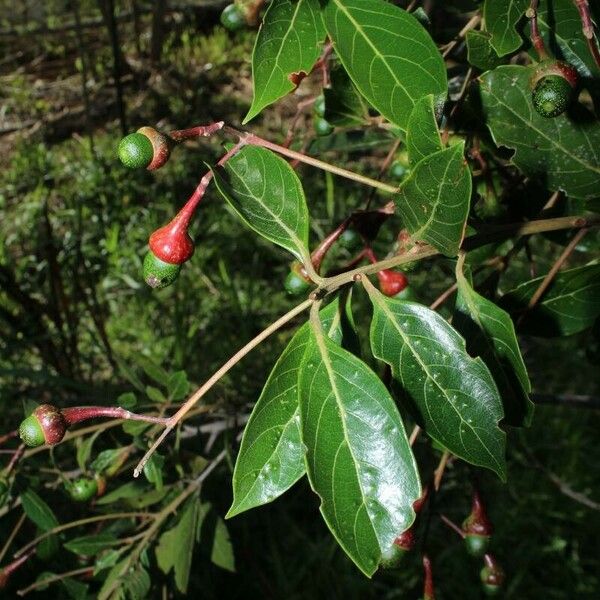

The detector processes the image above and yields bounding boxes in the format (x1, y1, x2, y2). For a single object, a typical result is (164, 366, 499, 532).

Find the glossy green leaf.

(156, 498, 201, 593)
(483, 0, 528, 57)
(365, 280, 506, 478)
(454, 266, 533, 427)
(466, 30, 503, 71)
(211, 146, 310, 262)
(244, 0, 325, 123)
(227, 298, 354, 518)
(146, 385, 166, 403)
(96, 482, 147, 505)
(298, 317, 421, 576)
(167, 371, 189, 400)
(324, 64, 370, 127)
(65, 533, 117, 556)
(395, 143, 471, 256)
(322, 0, 447, 130)
(21, 489, 59, 530)
(406, 94, 442, 166)
(531, 0, 600, 78)
(500, 264, 600, 337)
(211, 516, 235, 572)
(143, 453, 164, 491)
(480, 65, 600, 201)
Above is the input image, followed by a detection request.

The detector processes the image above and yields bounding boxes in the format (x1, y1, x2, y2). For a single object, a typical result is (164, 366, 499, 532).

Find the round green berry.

(19, 414, 45, 447)
(338, 229, 361, 250)
(390, 160, 408, 180)
(284, 270, 311, 296)
(532, 75, 572, 118)
(464, 533, 490, 557)
(118, 133, 154, 169)
(313, 94, 326, 117)
(67, 478, 98, 502)
(220, 4, 245, 31)
(314, 117, 334, 137)
(143, 252, 181, 289)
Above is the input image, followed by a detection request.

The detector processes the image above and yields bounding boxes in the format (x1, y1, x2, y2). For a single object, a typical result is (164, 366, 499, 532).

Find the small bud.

(338, 228, 361, 251)
(313, 94, 326, 118)
(19, 404, 67, 447)
(220, 4, 246, 31)
(284, 263, 312, 296)
(314, 117, 334, 137)
(480, 554, 505, 596)
(143, 251, 182, 289)
(94, 474, 107, 498)
(66, 477, 99, 502)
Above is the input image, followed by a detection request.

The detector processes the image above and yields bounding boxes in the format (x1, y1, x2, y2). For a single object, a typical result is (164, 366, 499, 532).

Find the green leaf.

(466, 30, 503, 71)
(96, 482, 147, 505)
(21, 489, 59, 530)
(406, 94, 443, 166)
(211, 516, 236, 572)
(90, 448, 123, 473)
(65, 533, 117, 556)
(134, 356, 168, 385)
(227, 298, 354, 518)
(454, 266, 534, 427)
(483, 0, 528, 57)
(142, 453, 164, 491)
(244, 0, 325, 123)
(500, 264, 600, 337)
(324, 64, 370, 126)
(364, 280, 506, 479)
(117, 392, 137, 409)
(61, 578, 89, 600)
(167, 371, 189, 400)
(322, 0, 447, 131)
(298, 317, 421, 576)
(395, 143, 471, 256)
(531, 0, 600, 78)
(76, 430, 102, 471)
(211, 146, 310, 262)
(146, 385, 166, 403)
(156, 498, 201, 593)
(480, 65, 600, 201)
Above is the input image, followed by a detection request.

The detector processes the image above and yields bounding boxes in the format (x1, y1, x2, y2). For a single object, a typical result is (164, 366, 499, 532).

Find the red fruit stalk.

(463, 489, 493, 537)
(61, 406, 169, 426)
(0, 549, 35, 589)
(423, 555, 435, 600)
(365, 248, 409, 296)
(168, 121, 225, 143)
(149, 141, 245, 264)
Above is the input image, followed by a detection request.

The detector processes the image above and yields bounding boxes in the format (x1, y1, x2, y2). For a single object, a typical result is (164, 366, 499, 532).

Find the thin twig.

(18, 567, 93, 596)
(0, 513, 26, 564)
(133, 299, 315, 476)
(433, 450, 451, 491)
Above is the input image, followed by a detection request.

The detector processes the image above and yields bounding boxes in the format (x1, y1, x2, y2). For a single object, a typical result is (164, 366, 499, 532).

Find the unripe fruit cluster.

(313, 94, 334, 137)
(118, 127, 172, 170)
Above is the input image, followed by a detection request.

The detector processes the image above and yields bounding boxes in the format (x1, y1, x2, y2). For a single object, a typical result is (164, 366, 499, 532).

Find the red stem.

(5, 444, 24, 476)
(528, 1, 549, 60)
(0, 431, 18, 446)
(310, 219, 351, 272)
(168, 121, 224, 142)
(573, 0, 600, 69)
(440, 514, 466, 538)
(2, 548, 35, 578)
(61, 407, 169, 426)
(423, 555, 435, 600)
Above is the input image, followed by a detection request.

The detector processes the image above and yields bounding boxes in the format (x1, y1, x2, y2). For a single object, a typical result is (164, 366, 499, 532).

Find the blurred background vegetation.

(0, 1, 598, 598)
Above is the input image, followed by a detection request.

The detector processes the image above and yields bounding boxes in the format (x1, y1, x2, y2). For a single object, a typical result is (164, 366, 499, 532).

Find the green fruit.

(464, 533, 490, 557)
(338, 229, 361, 250)
(390, 160, 408, 180)
(314, 118, 334, 137)
(394, 286, 418, 302)
(284, 270, 311, 296)
(143, 251, 181, 289)
(482, 582, 502, 596)
(379, 543, 407, 569)
(67, 478, 98, 502)
(532, 75, 572, 118)
(220, 4, 245, 31)
(313, 94, 326, 117)
(19, 414, 45, 447)
(118, 133, 153, 169)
